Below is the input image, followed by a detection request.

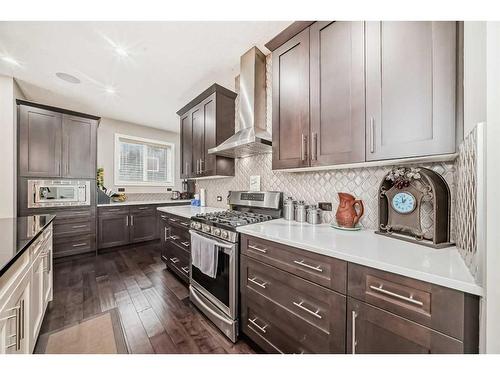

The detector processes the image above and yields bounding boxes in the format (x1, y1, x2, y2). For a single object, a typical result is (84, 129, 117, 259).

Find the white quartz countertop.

(98, 199, 191, 207)
(237, 219, 483, 296)
(157, 205, 226, 219)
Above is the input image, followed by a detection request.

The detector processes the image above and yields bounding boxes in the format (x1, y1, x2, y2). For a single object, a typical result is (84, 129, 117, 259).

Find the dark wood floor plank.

(123, 277, 151, 313)
(96, 275, 117, 312)
(114, 290, 155, 354)
(83, 271, 101, 318)
(150, 332, 179, 354)
(138, 307, 165, 338)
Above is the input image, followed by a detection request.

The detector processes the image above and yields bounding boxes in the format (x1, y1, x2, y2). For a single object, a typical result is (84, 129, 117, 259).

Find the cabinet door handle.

(200, 159, 204, 173)
(248, 244, 267, 254)
(369, 284, 424, 306)
(312, 132, 318, 161)
(369, 117, 375, 153)
(130, 215, 134, 226)
(169, 257, 180, 264)
(164, 227, 168, 241)
(300, 134, 308, 161)
(248, 276, 267, 289)
(248, 317, 268, 334)
(126, 216, 129, 226)
(16, 303, 21, 350)
(293, 259, 323, 273)
(352, 310, 358, 354)
(292, 300, 322, 319)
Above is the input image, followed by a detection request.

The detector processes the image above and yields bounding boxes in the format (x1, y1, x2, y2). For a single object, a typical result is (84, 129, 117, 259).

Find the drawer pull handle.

(180, 222, 189, 226)
(248, 244, 267, 254)
(161, 215, 168, 219)
(181, 241, 190, 247)
(369, 284, 424, 307)
(292, 301, 322, 319)
(169, 218, 178, 222)
(72, 225, 87, 229)
(181, 266, 189, 274)
(248, 317, 268, 333)
(137, 207, 149, 210)
(72, 242, 88, 247)
(167, 235, 180, 240)
(248, 277, 267, 289)
(293, 260, 323, 273)
(108, 209, 121, 212)
(169, 257, 180, 264)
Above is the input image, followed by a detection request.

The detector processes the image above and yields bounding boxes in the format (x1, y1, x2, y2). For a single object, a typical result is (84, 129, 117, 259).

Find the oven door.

(189, 230, 238, 320)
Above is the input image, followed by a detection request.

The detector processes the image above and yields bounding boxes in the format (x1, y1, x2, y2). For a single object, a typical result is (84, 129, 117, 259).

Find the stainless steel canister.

(306, 204, 322, 225)
(294, 200, 307, 222)
(283, 197, 295, 221)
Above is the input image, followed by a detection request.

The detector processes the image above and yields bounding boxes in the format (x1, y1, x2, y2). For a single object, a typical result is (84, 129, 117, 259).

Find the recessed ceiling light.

(56, 72, 81, 84)
(115, 46, 128, 57)
(1, 56, 20, 66)
(105, 86, 116, 94)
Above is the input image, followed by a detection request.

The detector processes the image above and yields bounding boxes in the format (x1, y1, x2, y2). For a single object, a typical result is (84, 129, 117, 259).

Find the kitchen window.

(114, 134, 174, 186)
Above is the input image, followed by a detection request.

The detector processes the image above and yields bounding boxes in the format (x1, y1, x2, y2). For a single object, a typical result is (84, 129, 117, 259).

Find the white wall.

(484, 21, 500, 354)
(464, 22, 487, 136)
(0, 75, 16, 217)
(97, 117, 181, 193)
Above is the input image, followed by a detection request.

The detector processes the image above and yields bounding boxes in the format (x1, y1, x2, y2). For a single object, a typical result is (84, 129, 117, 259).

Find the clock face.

(392, 192, 416, 214)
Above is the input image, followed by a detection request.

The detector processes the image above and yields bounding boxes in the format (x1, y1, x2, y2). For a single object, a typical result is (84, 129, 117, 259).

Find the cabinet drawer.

(164, 242, 190, 282)
(347, 298, 463, 354)
(98, 206, 129, 216)
(53, 207, 95, 221)
(242, 287, 340, 353)
(54, 219, 94, 237)
(241, 255, 346, 340)
(165, 214, 190, 229)
(54, 234, 95, 257)
(241, 235, 347, 293)
(130, 205, 156, 215)
(168, 225, 190, 248)
(347, 263, 468, 340)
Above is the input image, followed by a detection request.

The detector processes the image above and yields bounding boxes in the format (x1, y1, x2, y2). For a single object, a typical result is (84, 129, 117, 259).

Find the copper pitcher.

(335, 193, 364, 228)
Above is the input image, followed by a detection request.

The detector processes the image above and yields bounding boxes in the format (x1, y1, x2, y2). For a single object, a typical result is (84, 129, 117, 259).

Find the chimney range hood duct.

(208, 46, 271, 158)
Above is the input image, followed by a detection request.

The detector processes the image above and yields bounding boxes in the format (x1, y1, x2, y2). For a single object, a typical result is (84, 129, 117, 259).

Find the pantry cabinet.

(177, 84, 236, 179)
(365, 21, 457, 161)
(268, 21, 460, 170)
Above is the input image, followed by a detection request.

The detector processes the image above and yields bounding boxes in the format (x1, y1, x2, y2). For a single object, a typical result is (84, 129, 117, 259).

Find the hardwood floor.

(37, 241, 255, 354)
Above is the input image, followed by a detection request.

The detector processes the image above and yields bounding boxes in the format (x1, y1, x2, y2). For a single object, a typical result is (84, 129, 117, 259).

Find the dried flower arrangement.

(385, 167, 422, 189)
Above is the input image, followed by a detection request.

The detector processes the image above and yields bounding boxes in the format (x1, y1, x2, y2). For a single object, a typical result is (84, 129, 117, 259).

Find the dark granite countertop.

(0, 214, 55, 278)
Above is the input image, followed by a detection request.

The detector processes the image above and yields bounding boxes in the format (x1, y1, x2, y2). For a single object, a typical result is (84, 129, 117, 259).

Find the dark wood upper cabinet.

(365, 21, 457, 161)
(17, 101, 99, 179)
(177, 84, 236, 179)
(268, 21, 460, 169)
(272, 27, 310, 170)
(180, 113, 192, 179)
(62, 115, 98, 178)
(18, 105, 62, 177)
(310, 21, 365, 165)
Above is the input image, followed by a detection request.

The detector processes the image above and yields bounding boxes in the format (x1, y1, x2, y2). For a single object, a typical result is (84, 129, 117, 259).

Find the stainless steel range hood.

(208, 46, 271, 158)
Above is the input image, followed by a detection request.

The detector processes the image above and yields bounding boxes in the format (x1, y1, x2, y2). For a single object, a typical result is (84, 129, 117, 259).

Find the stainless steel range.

(189, 191, 282, 342)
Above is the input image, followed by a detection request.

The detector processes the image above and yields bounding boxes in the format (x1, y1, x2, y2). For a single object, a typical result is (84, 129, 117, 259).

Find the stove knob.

(221, 230, 229, 239)
(213, 228, 221, 236)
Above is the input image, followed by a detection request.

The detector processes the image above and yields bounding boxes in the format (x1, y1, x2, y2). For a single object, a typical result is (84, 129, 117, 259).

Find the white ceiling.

(0, 21, 290, 132)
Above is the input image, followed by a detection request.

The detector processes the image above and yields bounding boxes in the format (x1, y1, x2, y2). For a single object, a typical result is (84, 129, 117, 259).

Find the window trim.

(114, 133, 175, 187)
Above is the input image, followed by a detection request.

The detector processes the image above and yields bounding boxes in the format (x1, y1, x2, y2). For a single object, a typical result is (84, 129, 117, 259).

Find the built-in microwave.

(27, 180, 91, 208)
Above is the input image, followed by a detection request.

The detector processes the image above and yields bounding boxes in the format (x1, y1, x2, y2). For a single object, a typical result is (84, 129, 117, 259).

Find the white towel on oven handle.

(190, 230, 232, 278)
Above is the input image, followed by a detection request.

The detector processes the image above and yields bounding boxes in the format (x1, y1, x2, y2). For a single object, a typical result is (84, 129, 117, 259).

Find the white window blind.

(115, 134, 174, 186)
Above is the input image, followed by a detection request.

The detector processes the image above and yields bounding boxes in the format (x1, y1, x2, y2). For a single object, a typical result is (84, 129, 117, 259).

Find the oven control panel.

(190, 221, 237, 243)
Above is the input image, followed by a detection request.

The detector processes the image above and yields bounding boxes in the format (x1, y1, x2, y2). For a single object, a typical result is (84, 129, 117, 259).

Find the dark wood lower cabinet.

(159, 212, 191, 284)
(347, 298, 463, 354)
(240, 234, 479, 354)
(130, 212, 158, 243)
(98, 213, 129, 249)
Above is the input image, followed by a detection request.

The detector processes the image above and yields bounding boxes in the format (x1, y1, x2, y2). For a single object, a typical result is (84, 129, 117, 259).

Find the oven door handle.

(189, 286, 234, 326)
(189, 230, 234, 249)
